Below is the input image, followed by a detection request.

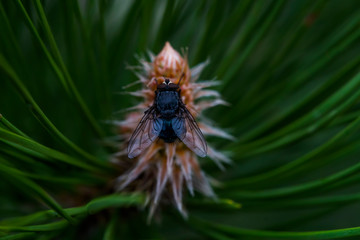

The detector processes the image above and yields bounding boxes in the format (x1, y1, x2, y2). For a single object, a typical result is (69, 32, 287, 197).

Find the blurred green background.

(1, 0, 360, 239)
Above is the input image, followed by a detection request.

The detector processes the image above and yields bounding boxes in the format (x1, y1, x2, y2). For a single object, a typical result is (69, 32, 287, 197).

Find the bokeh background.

(1, 0, 360, 239)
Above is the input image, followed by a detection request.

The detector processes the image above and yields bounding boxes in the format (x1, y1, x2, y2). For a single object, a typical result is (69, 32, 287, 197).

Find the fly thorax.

(156, 91, 179, 118)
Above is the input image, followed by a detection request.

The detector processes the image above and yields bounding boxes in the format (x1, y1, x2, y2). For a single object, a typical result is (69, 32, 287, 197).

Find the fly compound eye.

(168, 83, 179, 89)
(157, 83, 166, 90)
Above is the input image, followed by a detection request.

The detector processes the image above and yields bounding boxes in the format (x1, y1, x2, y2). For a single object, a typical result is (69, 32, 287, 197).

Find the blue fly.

(127, 75, 207, 159)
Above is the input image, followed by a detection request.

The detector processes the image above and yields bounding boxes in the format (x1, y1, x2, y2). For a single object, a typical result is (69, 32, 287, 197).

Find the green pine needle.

(1, 0, 360, 239)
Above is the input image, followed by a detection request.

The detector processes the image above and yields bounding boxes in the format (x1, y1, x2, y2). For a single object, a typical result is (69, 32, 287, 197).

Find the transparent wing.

(127, 106, 163, 158)
(172, 105, 207, 157)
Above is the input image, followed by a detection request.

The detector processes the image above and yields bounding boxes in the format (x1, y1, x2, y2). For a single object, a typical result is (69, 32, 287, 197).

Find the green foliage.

(1, 0, 360, 239)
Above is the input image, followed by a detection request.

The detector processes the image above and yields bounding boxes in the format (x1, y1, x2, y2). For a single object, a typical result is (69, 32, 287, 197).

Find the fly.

(127, 75, 207, 158)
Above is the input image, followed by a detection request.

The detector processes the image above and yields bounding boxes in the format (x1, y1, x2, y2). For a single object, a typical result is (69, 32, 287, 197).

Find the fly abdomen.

(159, 119, 177, 143)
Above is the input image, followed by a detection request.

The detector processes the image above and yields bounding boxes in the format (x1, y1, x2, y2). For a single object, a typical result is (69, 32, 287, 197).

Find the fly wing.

(172, 105, 207, 157)
(127, 106, 163, 158)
